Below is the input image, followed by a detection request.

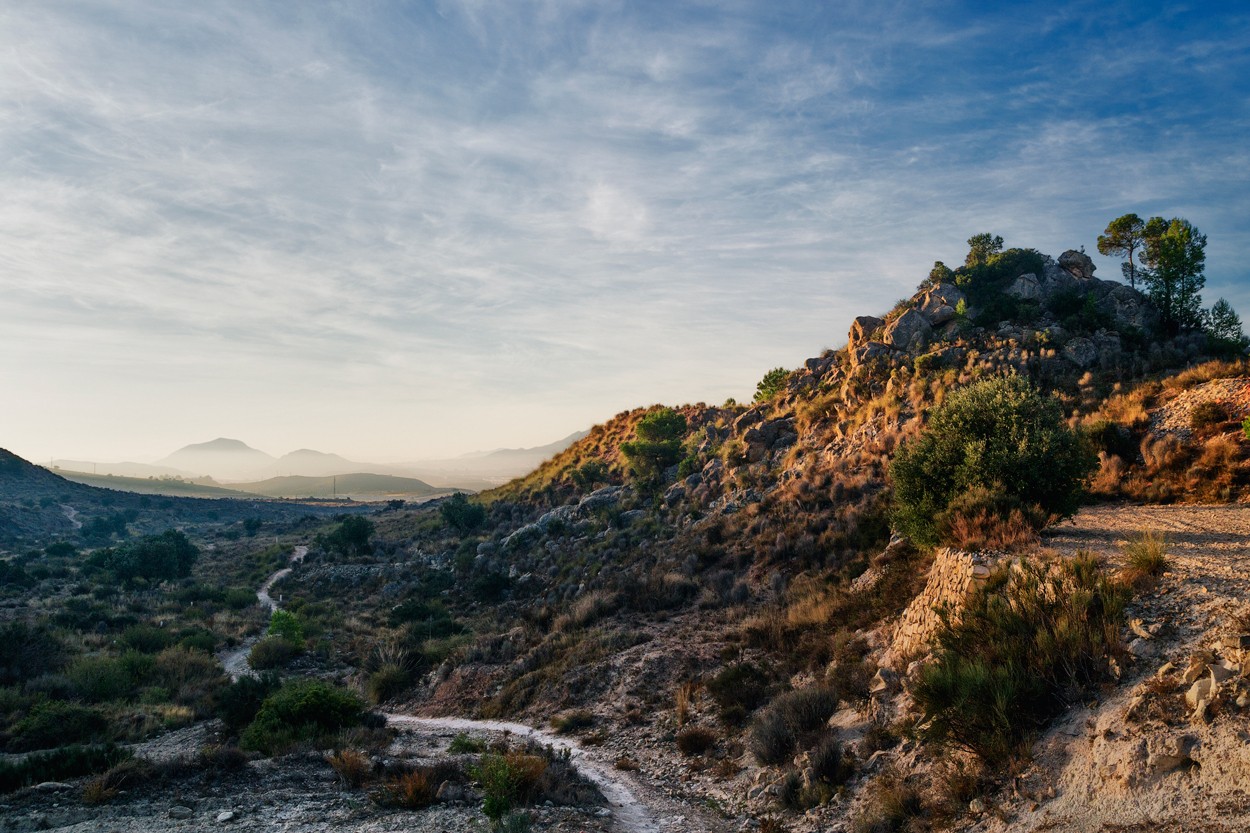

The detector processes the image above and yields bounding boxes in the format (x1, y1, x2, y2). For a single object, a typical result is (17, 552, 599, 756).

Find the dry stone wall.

(887, 547, 1001, 667)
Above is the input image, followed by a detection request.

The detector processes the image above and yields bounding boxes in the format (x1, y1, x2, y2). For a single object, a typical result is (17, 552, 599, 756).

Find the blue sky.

(2, 0, 1247, 463)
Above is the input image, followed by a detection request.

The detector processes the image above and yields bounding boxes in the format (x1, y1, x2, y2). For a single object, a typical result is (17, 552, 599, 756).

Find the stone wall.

(887, 547, 1001, 668)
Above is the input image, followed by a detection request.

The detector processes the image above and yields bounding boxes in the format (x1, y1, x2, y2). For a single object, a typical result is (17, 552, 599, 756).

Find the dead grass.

(327, 749, 371, 789)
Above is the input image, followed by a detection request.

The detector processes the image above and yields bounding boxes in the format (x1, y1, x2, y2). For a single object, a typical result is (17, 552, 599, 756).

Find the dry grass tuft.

(327, 749, 372, 789)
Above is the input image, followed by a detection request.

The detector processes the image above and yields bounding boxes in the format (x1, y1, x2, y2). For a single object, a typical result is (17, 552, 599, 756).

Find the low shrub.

(550, 710, 595, 735)
(675, 726, 718, 756)
(912, 554, 1128, 766)
(1123, 531, 1169, 586)
(474, 751, 547, 822)
(367, 664, 412, 705)
(851, 772, 924, 833)
(120, 625, 175, 654)
(240, 680, 365, 755)
(215, 673, 281, 734)
(8, 701, 109, 752)
(749, 709, 795, 766)
(706, 663, 771, 724)
(268, 609, 305, 644)
(1191, 400, 1228, 431)
(81, 758, 152, 805)
(809, 735, 854, 785)
(248, 637, 297, 671)
(0, 745, 130, 794)
(328, 749, 371, 788)
(448, 733, 485, 754)
(381, 769, 435, 808)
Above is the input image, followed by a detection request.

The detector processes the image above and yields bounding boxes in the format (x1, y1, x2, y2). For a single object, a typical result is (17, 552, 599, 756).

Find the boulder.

(1063, 337, 1098, 368)
(883, 309, 932, 352)
(850, 341, 892, 367)
(1007, 272, 1042, 301)
(917, 283, 966, 325)
(848, 315, 885, 350)
(1058, 249, 1097, 279)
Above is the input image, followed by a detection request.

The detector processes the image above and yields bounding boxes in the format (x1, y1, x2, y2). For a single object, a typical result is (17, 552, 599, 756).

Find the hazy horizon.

(4, 1, 1248, 465)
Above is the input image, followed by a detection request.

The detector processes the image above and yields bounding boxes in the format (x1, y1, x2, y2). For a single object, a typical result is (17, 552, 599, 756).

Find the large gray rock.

(1007, 272, 1042, 301)
(883, 308, 932, 352)
(849, 340, 892, 367)
(848, 315, 885, 350)
(1059, 249, 1097, 279)
(1063, 337, 1098, 368)
(917, 283, 966, 325)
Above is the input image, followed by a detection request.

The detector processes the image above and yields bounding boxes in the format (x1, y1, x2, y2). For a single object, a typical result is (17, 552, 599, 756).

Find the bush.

(85, 530, 198, 581)
(367, 664, 412, 704)
(323, 516, 375, 556)
(268, 609, 305, 644)
(890, 375, 1096, 546)
(0, 622, 67, 685)
(675, 726, 718, 756)
(1191, 400, 1228, 431)
(851, 772, 924, 833)
(1123, 531, 1169, 586)
(240, 680, 365, 755)
(8, 701, 109, 752)
(706, 663, 771, 724)
(215, 673, 281, 734)
(911, 555, 1128, 765)
(550, 710, 595, 734)
(119, 625, 175, 654)
(474, 751, 547, 822)
(621, 408, 688, 481)
(809, 735, 854, 785)
(0, 745, 130, 794)
(749, 709, 794, 766)
(448, 733, 485, 754)
(440, 493, 487, 533)
(327, 749, 371, 788)
(382, 769, 435, 808)
(248, 637, 297, 671)
(66, 654, 142, 703)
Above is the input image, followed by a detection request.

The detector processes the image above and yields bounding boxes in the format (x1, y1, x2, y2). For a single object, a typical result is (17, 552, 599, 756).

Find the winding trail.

(384, 715, 662, 833)
(219, 542, 676, 833)
(60, 504, 81, 529)
(217, 545, 308, 680)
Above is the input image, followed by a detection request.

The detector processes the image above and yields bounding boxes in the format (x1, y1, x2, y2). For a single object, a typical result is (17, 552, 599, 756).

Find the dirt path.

(386, 716, 661, 832)
(60, 504, 81, 529)
(218, 546, 308, 680)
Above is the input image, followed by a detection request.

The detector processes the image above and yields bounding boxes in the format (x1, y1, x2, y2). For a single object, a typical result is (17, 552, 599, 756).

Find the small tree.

(1096, 213, 1147, 288)
(890, 375, 1096, 546)
(964, 233, 1004, 267)
(440, 492, 486, 533)
(1206, 298, 1247, 353)
(621, 408, 688, 482)
(754, 367, 789, 403)
(323, 515, 374, 556)
(569, 460, 608, 490)
(1141, 216, 1207, 335)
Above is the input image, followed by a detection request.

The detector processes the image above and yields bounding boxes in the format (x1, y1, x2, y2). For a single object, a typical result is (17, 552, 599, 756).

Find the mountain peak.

(177, 438, 262, 453)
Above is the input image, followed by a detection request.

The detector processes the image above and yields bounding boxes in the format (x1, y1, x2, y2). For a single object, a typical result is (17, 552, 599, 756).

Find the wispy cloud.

(1, 0, 1247, 462)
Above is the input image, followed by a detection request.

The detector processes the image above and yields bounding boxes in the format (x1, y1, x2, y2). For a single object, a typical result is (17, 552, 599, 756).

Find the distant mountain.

(274, 449, 362, 477)
(230, 472, 446, 501)
(53, 471, 261, 499)
(405, 430, 590, 486)
(157, 438, 276, 480)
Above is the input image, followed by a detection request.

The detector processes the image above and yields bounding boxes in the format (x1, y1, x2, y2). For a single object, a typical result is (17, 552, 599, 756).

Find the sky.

(2, 1, 1248, 464)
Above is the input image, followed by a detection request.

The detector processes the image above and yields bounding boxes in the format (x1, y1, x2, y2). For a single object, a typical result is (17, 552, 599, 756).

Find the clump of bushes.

(749, 686, 839, 765)
(1122, 531, 1169, 588)
(367, 664, 412, 704)
(621, 408, 688, 482)
(7, 701, 109, 752)
(550, 710, 595, 735)
(440, 493, 487, 533)
(248, 637, 298, 671)
(0, 745, 131, 794)
(891, 374, 1096, 546)
(215, 672, 281, 734)
(474, 750, 548, 822)
(675, 726, 718, 756)
(240, 680, 365, 755)
(911, 554, 1128, 765)
(706, 663, 772, 725)
(1191, 400, 1228, 432)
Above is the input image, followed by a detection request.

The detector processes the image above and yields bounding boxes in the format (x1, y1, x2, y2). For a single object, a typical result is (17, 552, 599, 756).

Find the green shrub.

(911, 555, 1128, 766)
(474, 751, 547, 822)
(440, 493, 487, 533)
(323, 516, 375, 556)
(890, 374, 1096, 546)
(8, 701, 109, 752)
(268, 609, 305, 644)
(120, 625, 175, 654)
(448, 733, 485, 754)
(621, 408, 688, 482)
(0, 745, 130, 794)
(247, 637, 297, 671)
(215, 673, 281, 734)
(151, 646, 225, 708)
(754, 368, 790, 403)
(809, 735, 854, 785)
(367, 664, 412, 704)
(748, 709, 794, 766)
(240, 680, 364, 755)
(1123, 532, 1169, 579)
(66, 655, 141, 703)
(85, 530, 198, 581)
